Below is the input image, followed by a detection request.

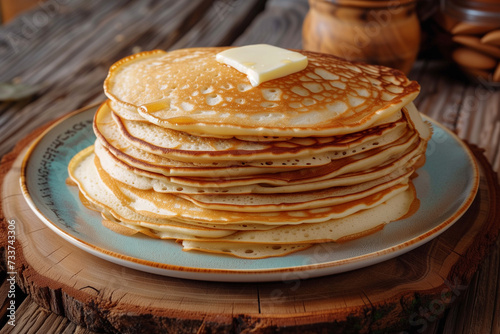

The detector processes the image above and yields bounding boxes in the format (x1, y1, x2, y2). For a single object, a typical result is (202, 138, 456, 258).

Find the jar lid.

(442, 0, 500, 24)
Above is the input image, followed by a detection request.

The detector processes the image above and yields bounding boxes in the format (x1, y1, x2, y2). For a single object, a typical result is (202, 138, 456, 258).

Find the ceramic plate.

(20, 105, 479, 282)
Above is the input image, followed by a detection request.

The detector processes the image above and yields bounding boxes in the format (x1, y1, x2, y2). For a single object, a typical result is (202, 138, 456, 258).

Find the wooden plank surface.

(0, 0, 500, 333)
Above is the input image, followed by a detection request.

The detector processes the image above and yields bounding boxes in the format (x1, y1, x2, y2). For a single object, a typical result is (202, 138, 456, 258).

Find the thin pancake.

(68, 146, 240, 238)
(104, 48, 420, 137)
(166, 131, 424, 188)
(180, 184, 416, 259)
(95, 138, 424, 195)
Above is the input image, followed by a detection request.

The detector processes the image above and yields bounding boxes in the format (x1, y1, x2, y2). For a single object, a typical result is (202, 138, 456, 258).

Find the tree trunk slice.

(1, 115, 499, 334)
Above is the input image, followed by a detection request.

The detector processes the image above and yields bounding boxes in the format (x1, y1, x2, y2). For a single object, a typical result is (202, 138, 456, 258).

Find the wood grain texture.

(233, 0, 309, 49)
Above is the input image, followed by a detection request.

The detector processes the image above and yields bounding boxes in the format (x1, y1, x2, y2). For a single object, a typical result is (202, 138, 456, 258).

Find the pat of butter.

(216, 44, 308, 86)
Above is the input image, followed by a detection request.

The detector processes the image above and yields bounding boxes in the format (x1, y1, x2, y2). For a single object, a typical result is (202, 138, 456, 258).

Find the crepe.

(104, 48, 421, 137)
(68, 45, 431, 258)
(68, 145, 416, 259)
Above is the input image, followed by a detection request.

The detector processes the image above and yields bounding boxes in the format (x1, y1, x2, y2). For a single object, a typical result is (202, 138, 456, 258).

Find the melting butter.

(139, 99, 170, 113)
(216, 44, 308, 86)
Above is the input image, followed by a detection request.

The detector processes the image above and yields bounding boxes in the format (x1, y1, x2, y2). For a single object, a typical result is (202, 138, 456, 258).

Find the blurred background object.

(302, 0, 421, 74)
(435, 0, 500, 86)
(0, 0, 40, 24)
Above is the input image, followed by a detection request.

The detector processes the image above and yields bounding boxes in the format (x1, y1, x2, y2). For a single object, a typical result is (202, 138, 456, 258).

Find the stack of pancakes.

(68, 47, 431, 258)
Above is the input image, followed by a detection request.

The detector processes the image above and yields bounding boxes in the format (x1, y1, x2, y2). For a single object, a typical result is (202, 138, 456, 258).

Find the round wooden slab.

(1, 118, 499, 334)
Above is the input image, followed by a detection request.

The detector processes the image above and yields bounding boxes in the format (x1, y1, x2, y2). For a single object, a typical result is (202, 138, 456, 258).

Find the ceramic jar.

(303, 0, 421, 74)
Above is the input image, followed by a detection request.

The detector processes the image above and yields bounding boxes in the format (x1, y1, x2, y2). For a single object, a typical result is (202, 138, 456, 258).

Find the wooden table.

(1, 1, 499, 333)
